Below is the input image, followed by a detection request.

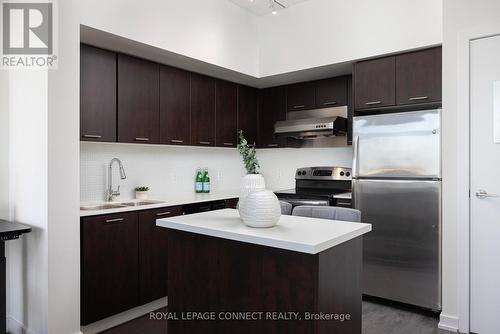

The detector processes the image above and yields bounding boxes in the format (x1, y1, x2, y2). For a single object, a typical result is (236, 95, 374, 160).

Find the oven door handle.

(279, 199, 330, 207)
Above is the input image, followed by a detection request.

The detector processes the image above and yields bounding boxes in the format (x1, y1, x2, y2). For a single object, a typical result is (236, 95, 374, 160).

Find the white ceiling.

(229, 0, 310, 16)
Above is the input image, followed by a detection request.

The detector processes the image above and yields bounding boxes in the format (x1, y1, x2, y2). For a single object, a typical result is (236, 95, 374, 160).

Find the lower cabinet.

(81, 206, 181, 325)
(138, 206, 182, 305)
(81, 212, 139, 325)
(81, 201, 234, 325)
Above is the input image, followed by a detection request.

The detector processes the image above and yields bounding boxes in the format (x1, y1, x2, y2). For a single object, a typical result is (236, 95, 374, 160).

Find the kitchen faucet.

(107, 158, 126, 201)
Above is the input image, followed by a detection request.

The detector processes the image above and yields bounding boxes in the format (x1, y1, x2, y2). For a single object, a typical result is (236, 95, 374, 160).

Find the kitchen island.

(157, 209, 371, 334)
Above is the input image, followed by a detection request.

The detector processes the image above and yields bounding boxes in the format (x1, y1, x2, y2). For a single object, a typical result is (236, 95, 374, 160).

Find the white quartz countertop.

(80, 189, 240, 217)
(157, 209, 371, 254)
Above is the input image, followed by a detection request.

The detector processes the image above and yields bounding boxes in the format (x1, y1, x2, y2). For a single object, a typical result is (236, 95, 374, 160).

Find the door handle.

(475, 190, 499, 199)
(352, 136, 359, 178)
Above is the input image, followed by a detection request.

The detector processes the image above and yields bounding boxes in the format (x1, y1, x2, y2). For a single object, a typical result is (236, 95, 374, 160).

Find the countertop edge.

(156, 219, 371, 255)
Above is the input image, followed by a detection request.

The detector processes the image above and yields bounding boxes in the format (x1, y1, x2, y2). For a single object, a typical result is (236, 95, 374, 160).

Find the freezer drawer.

(353, 109, 441, 179)
(353, 179, 441, 310)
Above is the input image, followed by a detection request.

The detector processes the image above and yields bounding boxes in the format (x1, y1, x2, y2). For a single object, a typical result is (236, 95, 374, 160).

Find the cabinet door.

(81, 212, 138, 325)
(159, 66, 190, 146)
(117, 54, 159, 144)
(238, 85, 259, 146)
(286, 82, 316, 111)
(190, 73, 215, 146)
(215, 80, 238, 147)
(315, 76, 348, 108)
(80, 44, 117, 142)
(259, 86, 287, 148)
(354, 56, 396, 110)
(138, 206, 182, 305)
(396, 47, 442, 105)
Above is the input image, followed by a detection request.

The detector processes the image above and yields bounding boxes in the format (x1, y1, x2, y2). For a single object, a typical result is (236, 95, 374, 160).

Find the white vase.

(239, 190, 281, 228)
(135, 191, 148, 200)
(238, 174, 266, 206)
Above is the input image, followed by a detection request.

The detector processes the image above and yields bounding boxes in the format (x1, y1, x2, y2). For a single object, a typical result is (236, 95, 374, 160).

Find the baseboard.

(439, 313, 460, 333)
(80, 298, 167, 334)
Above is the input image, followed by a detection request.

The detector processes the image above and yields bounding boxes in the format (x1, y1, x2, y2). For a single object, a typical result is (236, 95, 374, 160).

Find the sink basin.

(80, 204, 129, 211)
(121, 200, 165, 207)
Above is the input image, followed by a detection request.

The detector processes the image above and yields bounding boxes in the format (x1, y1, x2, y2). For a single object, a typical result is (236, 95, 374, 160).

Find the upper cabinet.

(238, 85, 259, 146)
(159, 66, 191, 146)
(396, 47, 442, 106)
(315, 76, 348, 108)
(286, 81, 316, 111)
(259, 86, 287, 148)
(353, 46, 442, 113)
(215, 80, 238, 147)
(80, 45, 117, 142)
(190, 73, 215, 147)
(117, 54, 160, 144)
(353, 56, 396, 110)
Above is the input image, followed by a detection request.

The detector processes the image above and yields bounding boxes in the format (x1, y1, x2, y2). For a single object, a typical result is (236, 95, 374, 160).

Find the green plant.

(135, 186, 149, 192)
(237, 130, 260, 174)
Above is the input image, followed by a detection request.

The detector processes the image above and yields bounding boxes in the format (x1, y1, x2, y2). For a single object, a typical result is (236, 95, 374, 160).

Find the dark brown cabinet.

(190, 73, 215, 147)
(396, 47, 442, 106)
(259, 86, 287, 148)
(117, 54, 160, 144)
(215, 80, 238, 147)
(286, 81, 316, 111)
(238, 85, 259, 145)
(81, 212, 139, 325)
(80, 45, 117, 142)
(138, 206, 182, 305)
(315, 76, 348, 108)
(160, 66, 190, 146)
(353, 56, 396, 110)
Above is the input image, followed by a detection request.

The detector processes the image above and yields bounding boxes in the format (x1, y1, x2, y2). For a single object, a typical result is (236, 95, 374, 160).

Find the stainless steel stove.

(274, 167, 352, 208)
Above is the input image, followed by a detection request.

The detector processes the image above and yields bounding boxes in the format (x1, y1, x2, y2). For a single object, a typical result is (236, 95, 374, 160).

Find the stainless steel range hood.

(274, 106, 348, 140)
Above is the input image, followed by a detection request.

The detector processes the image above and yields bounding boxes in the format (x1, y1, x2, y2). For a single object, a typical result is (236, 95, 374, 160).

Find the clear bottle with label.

(195, 169, 204, 193)
(202, 168, 210, 193)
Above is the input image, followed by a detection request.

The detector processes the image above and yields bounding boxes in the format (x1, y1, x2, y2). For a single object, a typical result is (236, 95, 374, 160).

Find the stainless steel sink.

(120, 200, 165, 207)
(80, 204, 129, 211)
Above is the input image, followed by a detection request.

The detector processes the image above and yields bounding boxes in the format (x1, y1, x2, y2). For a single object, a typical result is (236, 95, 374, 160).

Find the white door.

(470, 35, 500, 333)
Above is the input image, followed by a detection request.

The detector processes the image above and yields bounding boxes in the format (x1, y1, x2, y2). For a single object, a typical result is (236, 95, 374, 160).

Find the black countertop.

(0, 220, 32, 241)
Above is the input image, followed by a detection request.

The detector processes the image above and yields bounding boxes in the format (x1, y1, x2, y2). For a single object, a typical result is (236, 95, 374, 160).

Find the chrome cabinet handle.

(105, 218, 124, 223)
(199, 141, 211, 145)
(293, 105, 306, 109)
(83, 134, 102, 139)
(267, 144, 278, 147)
(323, 101, 337, 106)
(135, 137, 150, 142)
(170, 139, 184, 144)
(155, 211, 172, 217)
(365, 101, 382, 106)
(475, 190, 499, 199)
(223, 142, 234, 146)
(409, 96, 429, 101)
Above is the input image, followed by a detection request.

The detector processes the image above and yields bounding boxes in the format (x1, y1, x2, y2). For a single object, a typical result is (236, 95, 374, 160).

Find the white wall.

(78, 0, 260, 77)
(441, 0, 500, 332)
(257, 0, 442, 77)
(80, 142, 353, 202)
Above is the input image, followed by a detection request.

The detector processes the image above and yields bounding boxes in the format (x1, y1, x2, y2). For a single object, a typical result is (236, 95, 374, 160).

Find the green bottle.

(202, 168, 210, 193)
(195, 169, 203, 193)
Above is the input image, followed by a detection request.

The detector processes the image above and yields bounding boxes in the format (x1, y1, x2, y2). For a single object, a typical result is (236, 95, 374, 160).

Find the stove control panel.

(295, 167, 352, 181)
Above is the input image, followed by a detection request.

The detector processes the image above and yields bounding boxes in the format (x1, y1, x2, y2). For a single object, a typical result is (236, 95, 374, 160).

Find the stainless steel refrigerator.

(352, 109, 441, 311)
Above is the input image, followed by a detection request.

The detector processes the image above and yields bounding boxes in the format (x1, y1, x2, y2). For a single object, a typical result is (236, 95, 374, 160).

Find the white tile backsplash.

(80, 142, 353, 202)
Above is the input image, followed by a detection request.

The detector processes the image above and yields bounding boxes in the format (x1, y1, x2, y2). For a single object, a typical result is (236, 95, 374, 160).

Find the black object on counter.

(0, 220, 31, 334)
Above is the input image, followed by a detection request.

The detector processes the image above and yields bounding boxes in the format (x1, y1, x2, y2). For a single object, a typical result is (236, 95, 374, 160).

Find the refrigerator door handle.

(353, 136, 360, 178)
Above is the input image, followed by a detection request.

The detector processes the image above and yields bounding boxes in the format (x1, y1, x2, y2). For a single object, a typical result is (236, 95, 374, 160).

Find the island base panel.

(167, 230, 362, 334)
